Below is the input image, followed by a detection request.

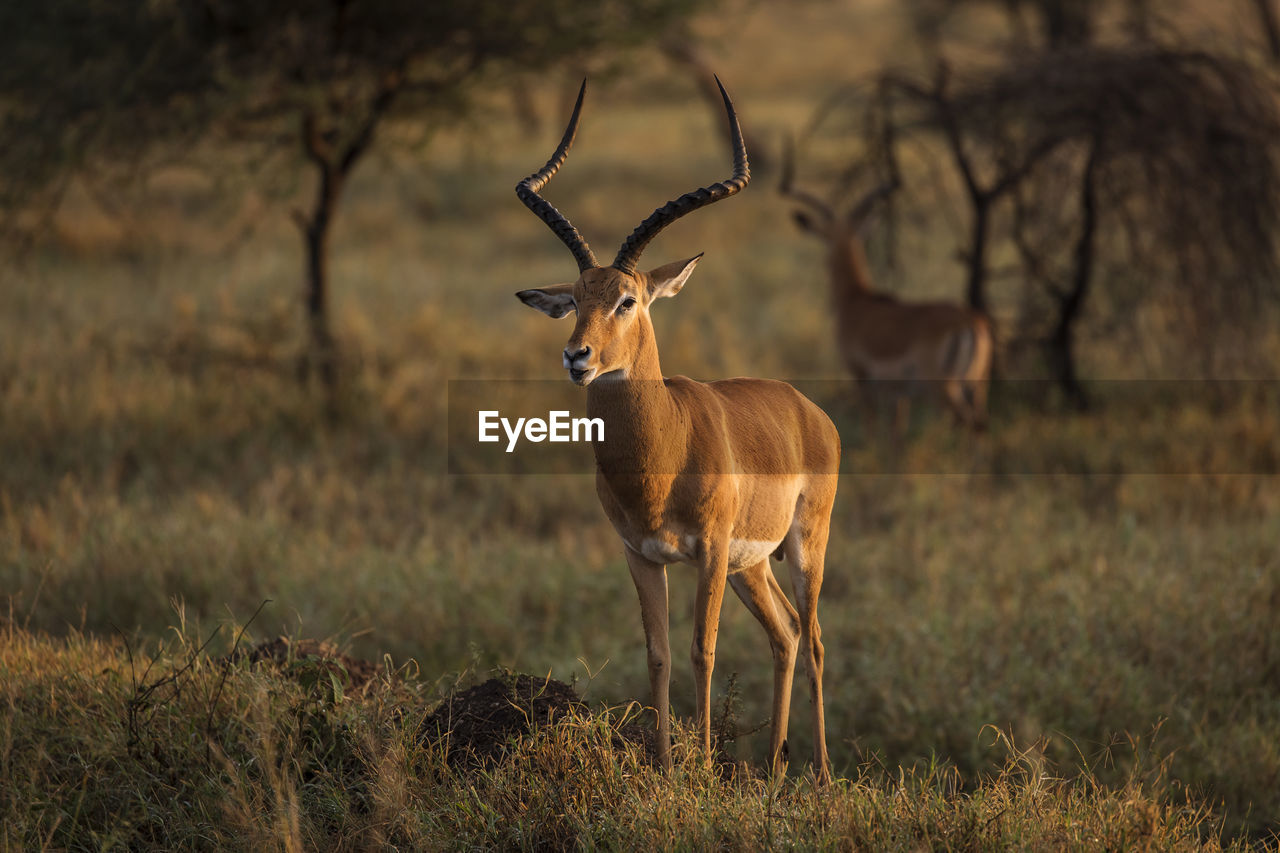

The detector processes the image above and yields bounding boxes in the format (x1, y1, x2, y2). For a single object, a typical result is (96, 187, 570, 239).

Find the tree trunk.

(662, 35, 771, 174)
(1049, 140, 1100, 409)
(965, 196, 991, 314)
(293, 70, 402, 398)
(1039, 0, 1094, 48)
(931, 71, 993, 315)
(509, 77, 541, 136)
(1250, 0, 1280, 64)
(301, 167, 341, 391)
(296, 123, 345, 394)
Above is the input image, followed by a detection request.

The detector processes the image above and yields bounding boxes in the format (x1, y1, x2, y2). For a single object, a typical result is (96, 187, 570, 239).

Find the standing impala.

(781, 149, 993, 432)
(515, 80, 840, 783)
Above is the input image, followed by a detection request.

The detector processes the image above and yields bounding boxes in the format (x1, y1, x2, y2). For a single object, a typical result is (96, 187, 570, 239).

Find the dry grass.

(0, 624, 1247, 850)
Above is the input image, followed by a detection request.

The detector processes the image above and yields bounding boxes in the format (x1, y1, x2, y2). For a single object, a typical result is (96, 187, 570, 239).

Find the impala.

(781, 148, 993, 432)
(514, 80, 840, 782)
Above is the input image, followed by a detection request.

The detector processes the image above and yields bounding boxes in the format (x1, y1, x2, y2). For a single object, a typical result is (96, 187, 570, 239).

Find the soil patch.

(228, 637, 381, 693)
(421, 673, 587, 767)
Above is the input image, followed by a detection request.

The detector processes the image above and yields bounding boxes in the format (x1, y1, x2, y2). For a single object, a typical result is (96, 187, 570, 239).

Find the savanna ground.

(3, 1, 1280, 849)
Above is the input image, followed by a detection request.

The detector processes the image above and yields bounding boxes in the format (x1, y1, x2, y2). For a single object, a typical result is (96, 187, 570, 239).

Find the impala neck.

(829, 232, 876, 298)
(585, 317, 685, 475)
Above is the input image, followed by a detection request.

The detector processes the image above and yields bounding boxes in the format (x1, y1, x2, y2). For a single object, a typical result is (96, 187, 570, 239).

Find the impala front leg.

(692, 541, 730, 765)
(625, 547, 672, 771)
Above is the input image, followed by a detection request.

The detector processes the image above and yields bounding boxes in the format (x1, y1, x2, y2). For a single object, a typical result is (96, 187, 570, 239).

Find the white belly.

(726, 538, 781, 568)
(636, 535, 780, 568)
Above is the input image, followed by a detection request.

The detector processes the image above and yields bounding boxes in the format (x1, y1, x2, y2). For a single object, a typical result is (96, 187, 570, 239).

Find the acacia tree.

(0, 0, 709, 390)
(872, 66, 1065, 317)
(859, 34, 1280, 403)
(981, 47, 1279, 400)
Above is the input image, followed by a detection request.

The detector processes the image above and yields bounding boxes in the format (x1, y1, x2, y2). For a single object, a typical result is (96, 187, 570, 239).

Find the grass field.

(3, 0, 1280, 848)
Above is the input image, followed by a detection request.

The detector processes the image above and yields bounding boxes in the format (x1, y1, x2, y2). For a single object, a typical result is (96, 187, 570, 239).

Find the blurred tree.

(874, 66, 1063, 317)
(0, 0, 709, 393)
(907, 0, 1156, 54)
(661, 32, 772, 175)
(871, 46, 1280, 404)
(846, 0, 1280, 402)
(1249, 0, 1280, 64)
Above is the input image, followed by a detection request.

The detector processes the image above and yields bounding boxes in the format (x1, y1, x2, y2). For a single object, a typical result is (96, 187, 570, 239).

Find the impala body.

(783, 157, 993, 431)
(515, 81, 840, 782)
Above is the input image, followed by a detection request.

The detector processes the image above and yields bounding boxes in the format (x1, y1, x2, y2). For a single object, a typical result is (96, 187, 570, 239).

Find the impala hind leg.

(625, 547, 672, 771)
(692, 546, 730, 766)
(942, 378, 988, 432)
(784, 496, 835, 784)
(728, 560, 800, 777)
(968, 378, 990, 431)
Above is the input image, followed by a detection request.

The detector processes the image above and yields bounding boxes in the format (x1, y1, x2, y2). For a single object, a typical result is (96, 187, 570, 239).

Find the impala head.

(780, 137, 899, 246)
(517, 256, 702, 385)
(515, 79, 749, 386)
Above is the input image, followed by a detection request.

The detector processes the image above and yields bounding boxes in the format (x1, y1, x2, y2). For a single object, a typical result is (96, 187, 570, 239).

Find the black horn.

(611, 76, 750, 275)
(516, 80, 599, 272)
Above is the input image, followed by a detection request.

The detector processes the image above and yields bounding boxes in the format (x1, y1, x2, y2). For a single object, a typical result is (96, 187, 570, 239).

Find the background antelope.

(781, 148, 993, 434)
(514, 81, 841, 782)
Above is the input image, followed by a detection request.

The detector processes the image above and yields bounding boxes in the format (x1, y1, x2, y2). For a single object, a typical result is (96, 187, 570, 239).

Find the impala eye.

(617, 296, 637, 315)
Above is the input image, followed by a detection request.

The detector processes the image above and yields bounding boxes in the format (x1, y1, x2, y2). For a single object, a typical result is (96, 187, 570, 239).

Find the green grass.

(3, 0, 1280, 846)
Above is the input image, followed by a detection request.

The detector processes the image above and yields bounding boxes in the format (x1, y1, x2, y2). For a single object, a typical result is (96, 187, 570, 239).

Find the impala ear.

(647, 254, 702, 301)
(792, 210, 820, 234)
(516, 284, 576, 319)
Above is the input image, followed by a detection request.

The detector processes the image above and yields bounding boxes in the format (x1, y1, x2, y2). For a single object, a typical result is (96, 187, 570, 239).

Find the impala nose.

(563, 345, 591, 367)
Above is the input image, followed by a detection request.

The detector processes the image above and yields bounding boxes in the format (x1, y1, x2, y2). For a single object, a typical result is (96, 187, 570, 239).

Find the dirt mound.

(229, 637, 381, 692)
(421, 673, 585, 766)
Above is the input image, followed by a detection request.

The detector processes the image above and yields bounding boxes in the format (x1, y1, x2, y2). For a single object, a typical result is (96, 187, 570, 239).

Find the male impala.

(781, 149, 993, 432)
(515, 80, 840, 782)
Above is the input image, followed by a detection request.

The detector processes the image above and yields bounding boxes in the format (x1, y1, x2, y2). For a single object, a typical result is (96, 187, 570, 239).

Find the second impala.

(780, 146, 993, 432)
